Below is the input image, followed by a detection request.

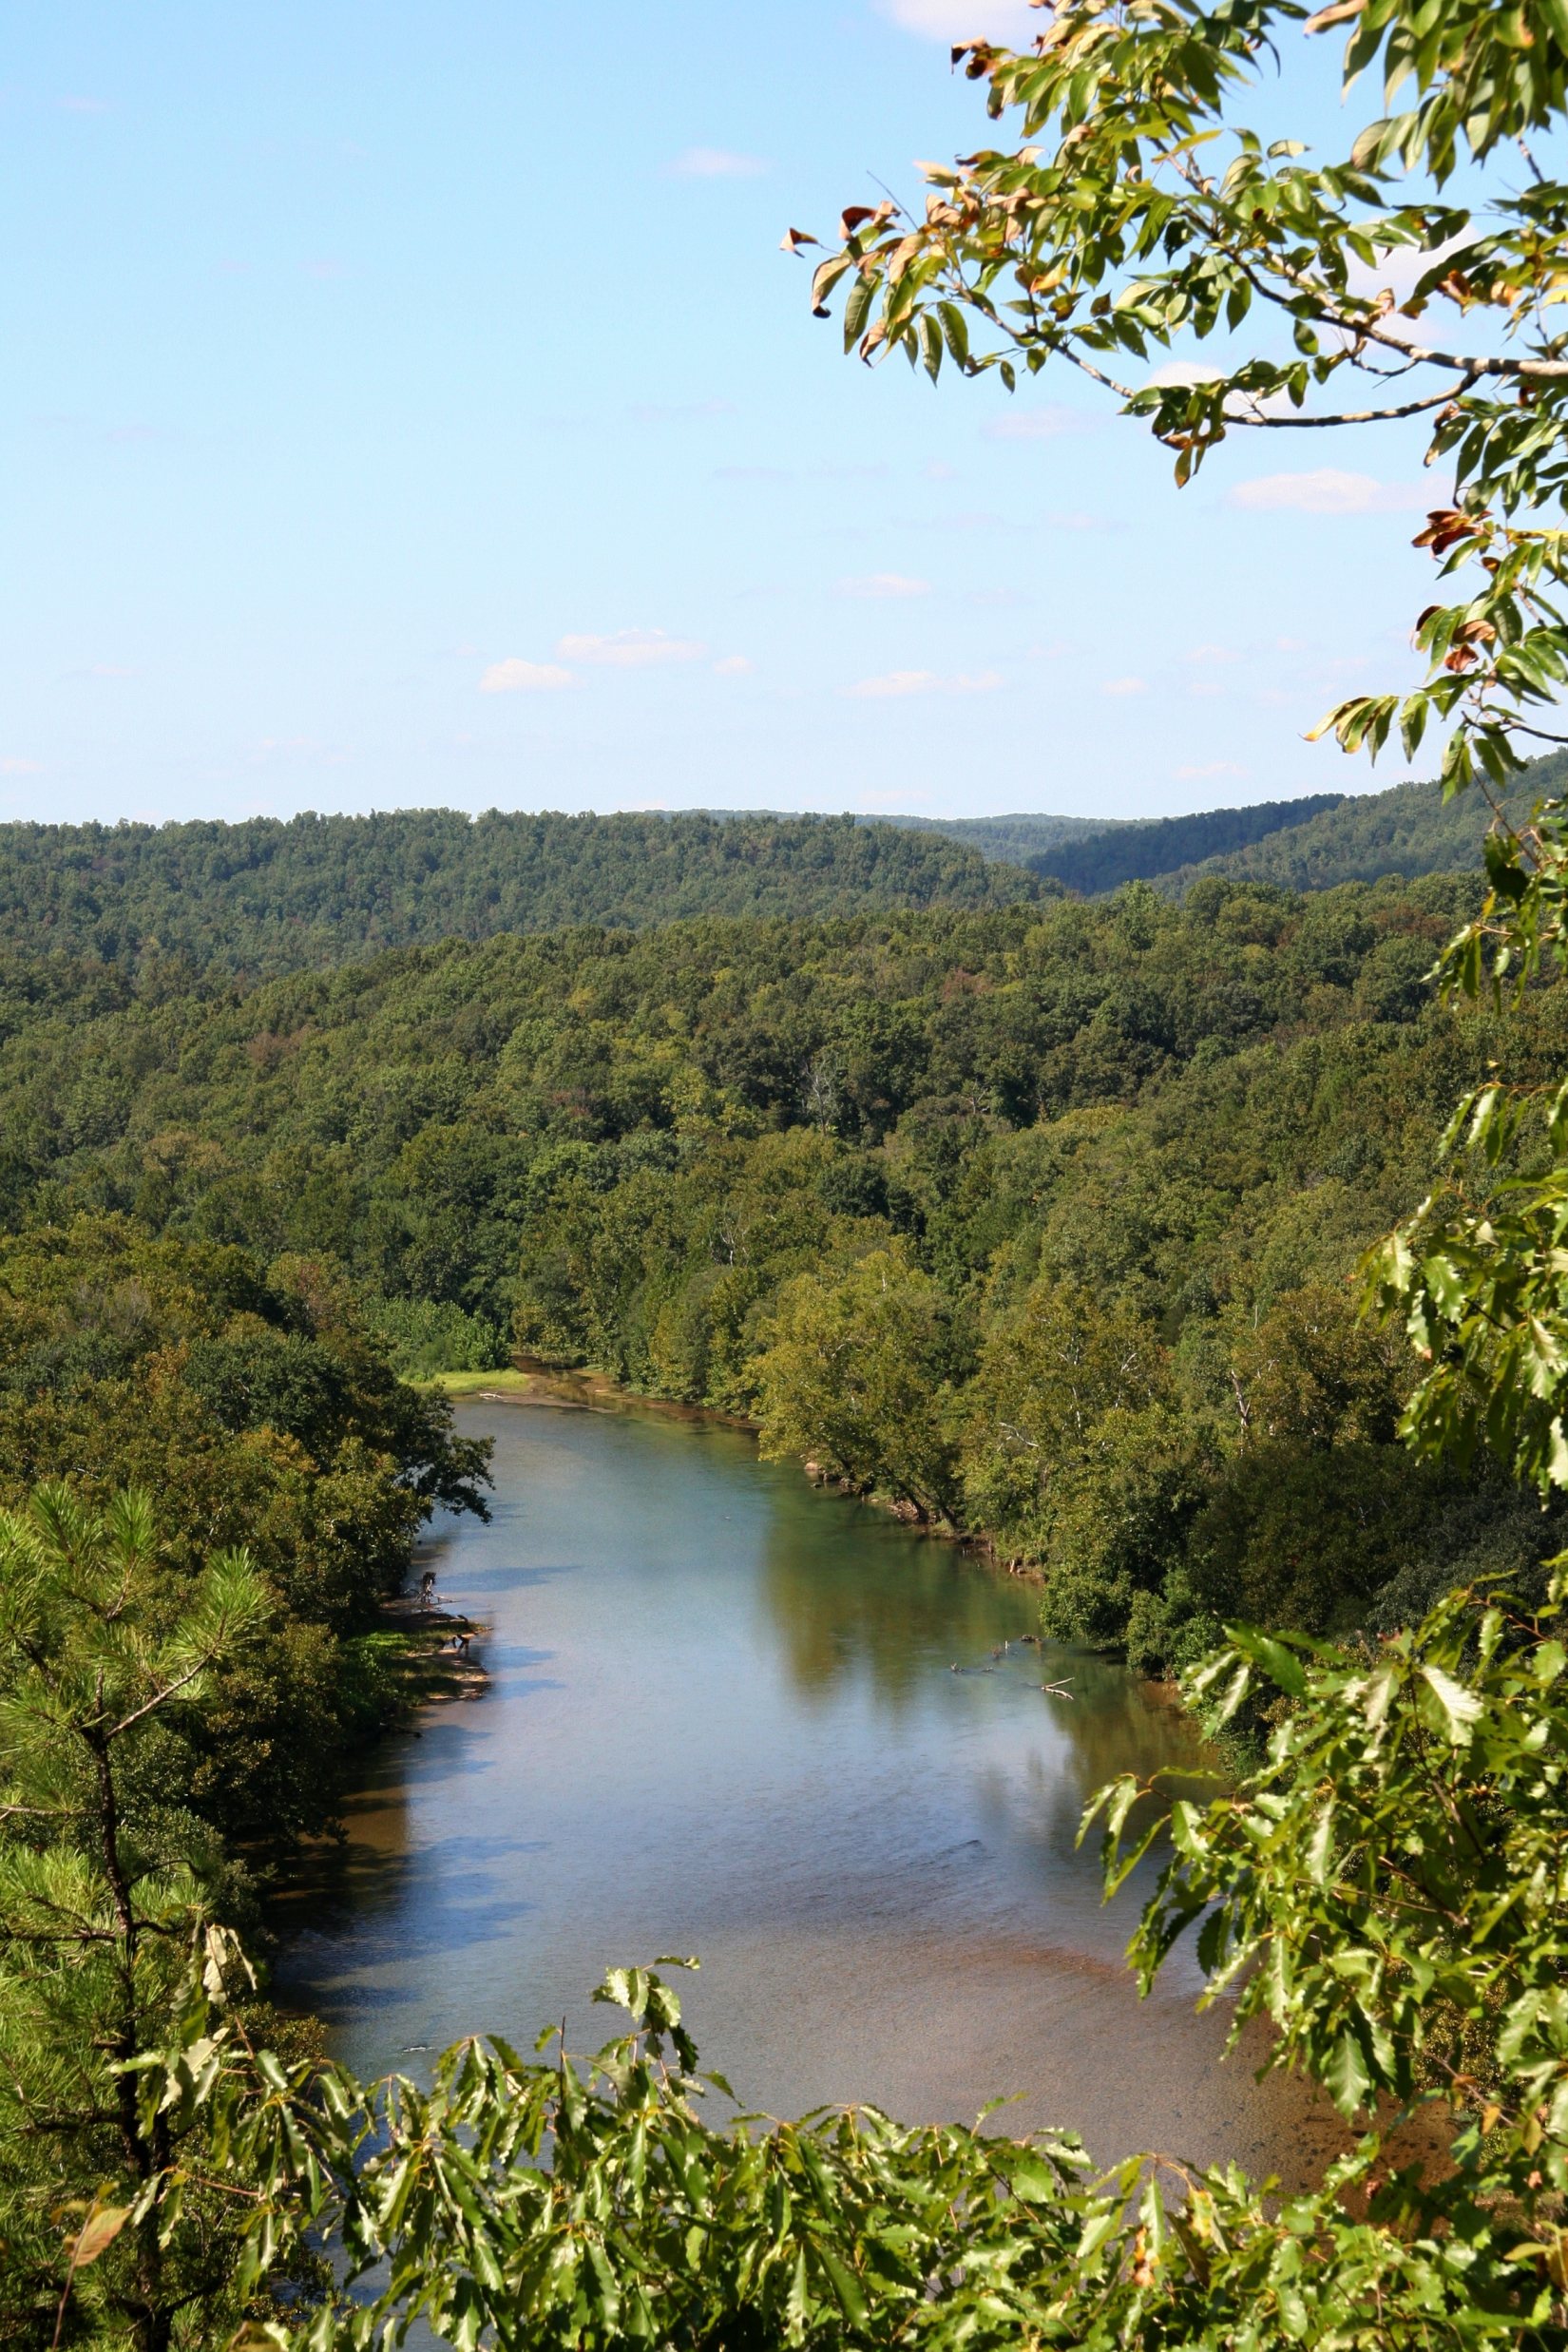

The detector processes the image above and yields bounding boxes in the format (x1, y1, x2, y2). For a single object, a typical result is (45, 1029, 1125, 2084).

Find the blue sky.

(3, 1, 1447, 826)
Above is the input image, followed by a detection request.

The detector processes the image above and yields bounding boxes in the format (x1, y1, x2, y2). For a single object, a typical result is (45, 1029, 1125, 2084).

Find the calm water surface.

(276, 1399, 1344, 2178)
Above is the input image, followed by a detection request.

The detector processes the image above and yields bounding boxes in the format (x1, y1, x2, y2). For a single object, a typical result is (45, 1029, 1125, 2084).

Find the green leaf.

(1322, 2027, 1372, 2118)
(1226, 1626, 1309, 1699)
(1420, 1663, 1484, 1744)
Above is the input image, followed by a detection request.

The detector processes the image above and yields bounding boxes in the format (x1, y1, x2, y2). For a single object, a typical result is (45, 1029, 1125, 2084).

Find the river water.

(275, 1396, 1346, 2180)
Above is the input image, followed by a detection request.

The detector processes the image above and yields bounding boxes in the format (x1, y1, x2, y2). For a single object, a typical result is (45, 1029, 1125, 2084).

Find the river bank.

(422, 1357, 1050, 1578)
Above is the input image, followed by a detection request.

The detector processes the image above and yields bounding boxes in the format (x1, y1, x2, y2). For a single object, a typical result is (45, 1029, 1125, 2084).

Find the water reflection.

(274, 1400, 1347, 2178)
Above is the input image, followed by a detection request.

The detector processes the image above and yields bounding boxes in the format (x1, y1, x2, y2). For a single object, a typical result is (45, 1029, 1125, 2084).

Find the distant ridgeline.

(1150, 767, 1559, 895)
(4, 764, 1556, 985)
(888, 759, 1564, 897)
(1021, 794, 1347, 894)
(0, 810, 1038, 976)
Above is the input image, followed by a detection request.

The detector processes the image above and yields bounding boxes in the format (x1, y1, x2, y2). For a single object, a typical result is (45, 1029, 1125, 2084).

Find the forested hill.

(1017, 794, 1347, 894)
(867, 811, 1119, 866)
(889, 763, 1565, 898)
(878, 794, 1345, 886)
(1157, 768, 1560, 895)
(0, 809, 1038, 976)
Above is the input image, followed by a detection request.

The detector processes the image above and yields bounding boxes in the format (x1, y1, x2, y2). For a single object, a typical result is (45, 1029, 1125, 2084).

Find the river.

(274, 1395, 1346, 2180)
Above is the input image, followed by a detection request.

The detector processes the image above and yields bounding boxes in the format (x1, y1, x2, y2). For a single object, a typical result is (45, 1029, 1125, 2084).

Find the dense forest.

(0, 1215, 490, 1881)
(0, 867, 1555, 1676)
(0, 770, 1551, 997)
(1026, 793, 1346, 892)
(0, 809, 1036, 975)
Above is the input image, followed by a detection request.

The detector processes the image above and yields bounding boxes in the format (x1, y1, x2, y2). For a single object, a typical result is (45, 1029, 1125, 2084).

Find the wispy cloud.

(713, 655, 754, 676)
(837, 572, 932, 600)
(667, 147, 769, 179)
(59, 94, 109, 114)
(860, 786, 934, 809)
(1226, 468, 1426, 516)
(843, 668, 1004, 699)
(876, 0, 1041, 40)
(480, 659, 575, 694)
(1184, 642, 1237, 665)
(557, 628, 707, 668)
(1100, 676, 1148, 698)
(0, 757, 43, 775)
(1176, 761, 1249, 779)
(983, 406, 1094, 442)
(1143, 360, 1223, 391)
(628, 398, 736, 423)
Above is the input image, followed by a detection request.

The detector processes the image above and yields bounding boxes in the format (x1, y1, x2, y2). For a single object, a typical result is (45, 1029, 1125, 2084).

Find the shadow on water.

(273, 1398, 1354, 2183)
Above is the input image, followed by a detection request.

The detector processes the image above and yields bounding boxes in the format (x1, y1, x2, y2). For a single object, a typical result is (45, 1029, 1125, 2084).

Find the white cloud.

(1140, 359, 1292, 422)
(1184, 642, 1237, 665)
(1100, 676, 1148, 698)
(876, 0, 1041, 40)
(0, 757, 43, 775)
(844, 667, 1003, 698)
(480, 659, 575, 694)
(1143, 360, 1223, 391)
(837, 572, 932, 600)
(667, 146, 769, 179)
(1227, 468, 1426, 516)
(713, 655, 754, 676)
(557, 628, 707, 667)
(1344, 232, 1475, 311)
(1176, 761, 1249, 779)
(983, 406, 1093, 442)
(669, 147, 768, 181)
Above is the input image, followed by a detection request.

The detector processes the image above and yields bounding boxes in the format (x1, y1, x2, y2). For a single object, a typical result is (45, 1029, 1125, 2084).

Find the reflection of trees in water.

(268, 1749, 421, 1943)
(1033, 1663, 1215, 1809)
(757, 1493, 1040, 1708)
(758, 1492, 1220, 1845)
(970, 1683, 1218, 1895)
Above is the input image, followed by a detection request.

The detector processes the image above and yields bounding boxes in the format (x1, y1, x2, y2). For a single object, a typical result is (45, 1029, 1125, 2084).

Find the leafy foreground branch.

(14, 1508, 1568, 2350)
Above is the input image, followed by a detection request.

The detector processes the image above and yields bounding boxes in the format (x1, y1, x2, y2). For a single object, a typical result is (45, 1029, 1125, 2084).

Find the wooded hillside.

(0, 809, 1037, 975)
